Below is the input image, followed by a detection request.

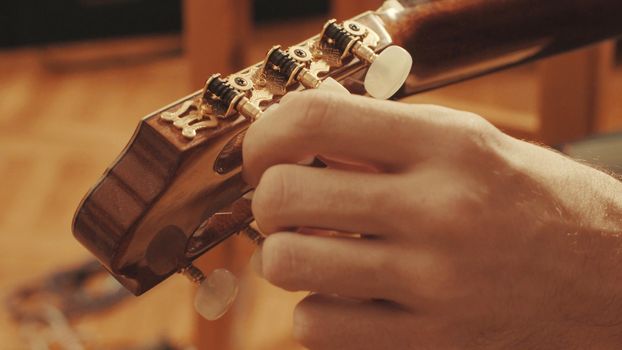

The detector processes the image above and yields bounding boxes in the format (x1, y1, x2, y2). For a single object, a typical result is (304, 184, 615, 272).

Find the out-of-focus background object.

(560, 132, 622, 175)
(5, 260, 194, 349)
(0, 0, 620, 349)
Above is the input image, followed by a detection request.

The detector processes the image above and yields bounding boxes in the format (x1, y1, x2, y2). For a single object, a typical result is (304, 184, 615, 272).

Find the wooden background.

(0, 37, 195, 349)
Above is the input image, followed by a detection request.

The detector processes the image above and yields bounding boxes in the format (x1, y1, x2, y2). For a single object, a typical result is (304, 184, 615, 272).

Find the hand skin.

(242, 90, 622, 350)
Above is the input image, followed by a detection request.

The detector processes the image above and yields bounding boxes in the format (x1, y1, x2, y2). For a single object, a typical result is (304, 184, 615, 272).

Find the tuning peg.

(261, 46, 321, 90)
(195, 268, 239, 321)
(319, 20, 412, 100)
(241, 224, 265, 245)
(202, 74, 262, 121)
(182, 265, 239, 321)
(364, 46, 412, 100)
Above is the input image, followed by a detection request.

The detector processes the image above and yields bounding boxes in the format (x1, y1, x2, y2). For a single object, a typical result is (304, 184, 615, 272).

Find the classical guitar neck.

(381, 0, 622, 94)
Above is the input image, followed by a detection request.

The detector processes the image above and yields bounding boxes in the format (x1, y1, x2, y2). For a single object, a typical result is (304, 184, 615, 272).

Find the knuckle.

(252, 165, 290, 233)
(372, 249, 400, 282)
(262, 234, 299, 290)
(452, 112, 503, 157)
(449, 186, 480, 211)
(404, 250, 455, 300)
(370, 180, 413, 235)
(436, 185, 485, 229)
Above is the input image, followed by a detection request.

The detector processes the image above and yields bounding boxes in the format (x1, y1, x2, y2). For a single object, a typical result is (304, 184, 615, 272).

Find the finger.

(293, 294, 419, 350)
(262, 233, 396, 300)
(260, 233, 450, 303)
(243, 91, 446, 186)
(252, 164, 405, 237)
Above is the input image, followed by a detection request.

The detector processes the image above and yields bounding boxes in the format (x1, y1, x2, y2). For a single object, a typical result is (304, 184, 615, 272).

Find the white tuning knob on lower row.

(364, 45, 413, 100)
(194, 268, 239, 321)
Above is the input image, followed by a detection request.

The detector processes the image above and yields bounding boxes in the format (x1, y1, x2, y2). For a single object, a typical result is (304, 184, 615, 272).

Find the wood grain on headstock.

(73, 97, 253, 294)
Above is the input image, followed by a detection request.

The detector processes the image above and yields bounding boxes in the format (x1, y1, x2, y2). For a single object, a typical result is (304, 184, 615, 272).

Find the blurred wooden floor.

(0, 37, 195, 349)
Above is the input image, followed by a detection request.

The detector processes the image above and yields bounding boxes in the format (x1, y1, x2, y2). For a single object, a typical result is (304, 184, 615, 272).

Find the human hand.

(243, 90, 622, 349)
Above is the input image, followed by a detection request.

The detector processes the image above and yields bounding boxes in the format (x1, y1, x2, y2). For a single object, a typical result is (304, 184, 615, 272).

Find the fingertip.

(292, 300, 314, 346)
(241, 87, 361, 187)
(241, 115, 271, 187)
(250, 164, 289, 234)
(261, 233, 294, 287)
(241, 137, 260, 187)
(242, 94, 303, 187)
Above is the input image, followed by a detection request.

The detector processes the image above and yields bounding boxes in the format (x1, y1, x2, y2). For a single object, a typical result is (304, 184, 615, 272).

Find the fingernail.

(298, 156, 315, 165)
(317, 77, 350, 95)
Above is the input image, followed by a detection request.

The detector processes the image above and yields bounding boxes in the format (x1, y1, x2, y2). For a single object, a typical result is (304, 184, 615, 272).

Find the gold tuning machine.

(161, 16, 407, 140)
(260, 45, 321, 91)
(320, 19, 377, 65)
(201, 74, 262, 121)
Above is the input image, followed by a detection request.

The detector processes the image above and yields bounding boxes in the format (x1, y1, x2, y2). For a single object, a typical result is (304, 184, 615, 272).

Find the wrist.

(506, 137, 622, 233)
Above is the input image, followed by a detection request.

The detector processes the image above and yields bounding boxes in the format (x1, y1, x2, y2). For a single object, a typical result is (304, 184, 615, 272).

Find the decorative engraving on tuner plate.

(160, 100, 219, 139)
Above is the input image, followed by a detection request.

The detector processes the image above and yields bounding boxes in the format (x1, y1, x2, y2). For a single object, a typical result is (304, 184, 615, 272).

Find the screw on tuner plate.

(320, 19, 413, 100)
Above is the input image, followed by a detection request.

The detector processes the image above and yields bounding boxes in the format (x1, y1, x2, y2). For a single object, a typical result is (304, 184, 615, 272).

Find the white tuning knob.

(194, 268, 239, 321)
(364, 45, 412, 100)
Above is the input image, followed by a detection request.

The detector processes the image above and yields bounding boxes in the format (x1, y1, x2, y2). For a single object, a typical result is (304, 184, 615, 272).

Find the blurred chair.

(184, 0, 252, 89)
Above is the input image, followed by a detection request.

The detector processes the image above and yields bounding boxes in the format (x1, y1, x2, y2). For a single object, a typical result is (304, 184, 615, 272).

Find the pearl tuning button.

(194, 269, 239, 321)
(364, 45, 413, 100)
(182, 265, 239, 321)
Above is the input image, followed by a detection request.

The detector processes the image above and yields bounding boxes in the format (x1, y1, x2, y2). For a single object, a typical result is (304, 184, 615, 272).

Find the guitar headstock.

(72, 4, 412, 296)
(71, 0, 622, 302)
